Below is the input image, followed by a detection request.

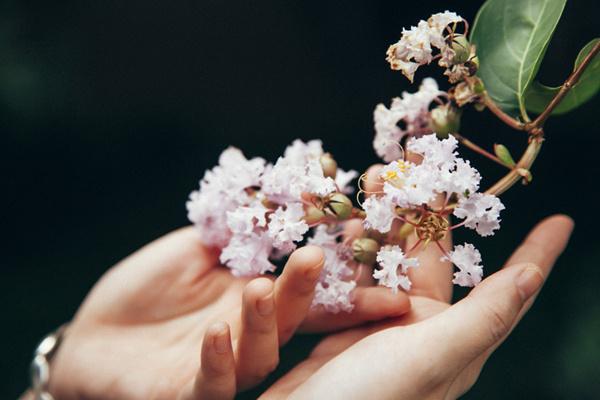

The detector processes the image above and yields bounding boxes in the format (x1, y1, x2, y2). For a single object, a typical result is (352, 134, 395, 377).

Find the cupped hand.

(49, 226, 410, 400)
(260, 166, 574, 400)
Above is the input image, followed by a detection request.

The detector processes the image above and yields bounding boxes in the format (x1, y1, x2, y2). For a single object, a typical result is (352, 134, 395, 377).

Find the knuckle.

(248, 358, 279, 383)
(480, 303, 512, 343)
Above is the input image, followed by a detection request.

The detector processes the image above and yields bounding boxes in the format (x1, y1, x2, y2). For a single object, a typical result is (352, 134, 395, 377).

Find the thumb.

(428, 262, 544, 365)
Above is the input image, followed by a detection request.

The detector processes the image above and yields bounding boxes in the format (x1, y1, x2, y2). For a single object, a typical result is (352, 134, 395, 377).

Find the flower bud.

(325, 192, 353, 220)
(450, 35, 471, 65)
(352, 237, 380, 266)
(303, 204, 326, 225)
(320, 153, 338, 179)
(398, 221, 415, 239)
(430, 104, 461, 138)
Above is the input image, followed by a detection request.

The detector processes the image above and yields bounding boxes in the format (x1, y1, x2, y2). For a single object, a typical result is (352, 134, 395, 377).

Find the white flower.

(187, 147, 266, 247)
(304, 159, 337, 197)
(407, 133, 458, 169)
(437, 158, 481, 195)
(428, 11, 463, 48)
(312, 276, 356, 313)
(283, 139, 324, 165)
(226, 201, 268, 235)
(382, 163, 438, 207)
(443, 243, 483, 287)
(386, 21, 433, 81)
(308, 226, 356, 312)
(261, 158, 305, 203)
(363, 196, 397, 233)
(386, 11, 464, 81)
(335, 168, 359, 194)
(261, 140, 336, 203)
(374, 245, 420, 292)
(308, 226, 354, 279)
(220, 232, 276, 277)
(373, 103, 406, 162)
(267, 202, 309, 251)
(373, 79, 444, 162)
(453, 193, 505, 236)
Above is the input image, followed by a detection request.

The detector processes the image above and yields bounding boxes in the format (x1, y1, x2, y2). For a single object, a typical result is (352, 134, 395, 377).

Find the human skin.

(258, 170, 574, 400)
(44, 226, 411, 400)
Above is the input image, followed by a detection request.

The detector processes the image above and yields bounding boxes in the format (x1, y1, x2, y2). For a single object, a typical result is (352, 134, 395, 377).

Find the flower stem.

(529, 40, 600, 129)
(482, 95, 525, 131)
(453, 132, 510, 169)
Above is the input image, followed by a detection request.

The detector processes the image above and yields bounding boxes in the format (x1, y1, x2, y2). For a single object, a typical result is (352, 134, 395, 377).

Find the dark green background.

(2, 0, 599, 398)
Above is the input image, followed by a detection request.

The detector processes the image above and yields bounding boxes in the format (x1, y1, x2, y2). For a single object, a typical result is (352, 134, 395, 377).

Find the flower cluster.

(386, 11, 474, 83)
(373, 78, 445, 162)
(187, 9, 516, 313)
(365, 133, 504, 289)
(187, 140, 359, 311)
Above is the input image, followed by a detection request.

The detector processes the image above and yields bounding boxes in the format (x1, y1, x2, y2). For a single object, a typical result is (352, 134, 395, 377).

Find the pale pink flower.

(454, 193, 505, 236)
(443, 243, 483, 287)
(374, 245, 420, 292)
(220, 232, 276, 277)
(267, 203, 309, 251)
(363, 196, 397, 233)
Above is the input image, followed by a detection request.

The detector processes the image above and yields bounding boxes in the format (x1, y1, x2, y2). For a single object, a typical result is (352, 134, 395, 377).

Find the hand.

(260, 166, 573, 400)
(49, 226, 410, 399)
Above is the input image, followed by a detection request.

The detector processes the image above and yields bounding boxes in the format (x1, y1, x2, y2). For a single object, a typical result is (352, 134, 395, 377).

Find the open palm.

(260, 212, 573, 400)
(49, 226, 410, 400)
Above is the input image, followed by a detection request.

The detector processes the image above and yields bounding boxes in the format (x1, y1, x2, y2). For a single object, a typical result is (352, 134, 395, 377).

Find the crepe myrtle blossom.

(442, 243, 483, 287)
(308, 226, 357, 313)
(267, 202, 309, 253)
(373, 78, 445, 162)
(186, 147, 266, 247)
(187, 140, 358, 285)
(386, 11, 472, 83)
(374, 246, 420, 292)
(364, 133, 504, 288)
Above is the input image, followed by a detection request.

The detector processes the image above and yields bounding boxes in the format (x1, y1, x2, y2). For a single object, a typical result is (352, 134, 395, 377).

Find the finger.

(186, 322, 236, 400)
(501, 214, 574, 329)
(274, 246, 325, 345)
(235, 278, 279, 391)
(342, 219, 364, 242)
(300, 286, 410, 332)
(404, 192, 454, 302)
(504, 214, 574, 271)
(429, 215, 573, 363)
(364, 163, 454, 302)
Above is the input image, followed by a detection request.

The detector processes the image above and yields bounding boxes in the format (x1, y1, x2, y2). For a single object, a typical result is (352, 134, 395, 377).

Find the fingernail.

(211, 323, 229, 354)
(256, 293, 274, 316)
(515, 266, 544, 301)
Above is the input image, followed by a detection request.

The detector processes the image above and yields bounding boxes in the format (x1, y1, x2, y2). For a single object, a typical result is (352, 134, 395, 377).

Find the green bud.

(430, 104, 462, 138)
(325, 192, 353, 220)
(494, 144, 516, 167)
(352, 238, 380, 266)
(450, 35, 471, 65)
(320, 153, 338, 179)
(303, 204, 326, 225)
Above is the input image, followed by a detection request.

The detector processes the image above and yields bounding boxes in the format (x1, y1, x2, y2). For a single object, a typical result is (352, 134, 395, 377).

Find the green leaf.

(470, 0, 567, 120)
(525, 39, 600, 115)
